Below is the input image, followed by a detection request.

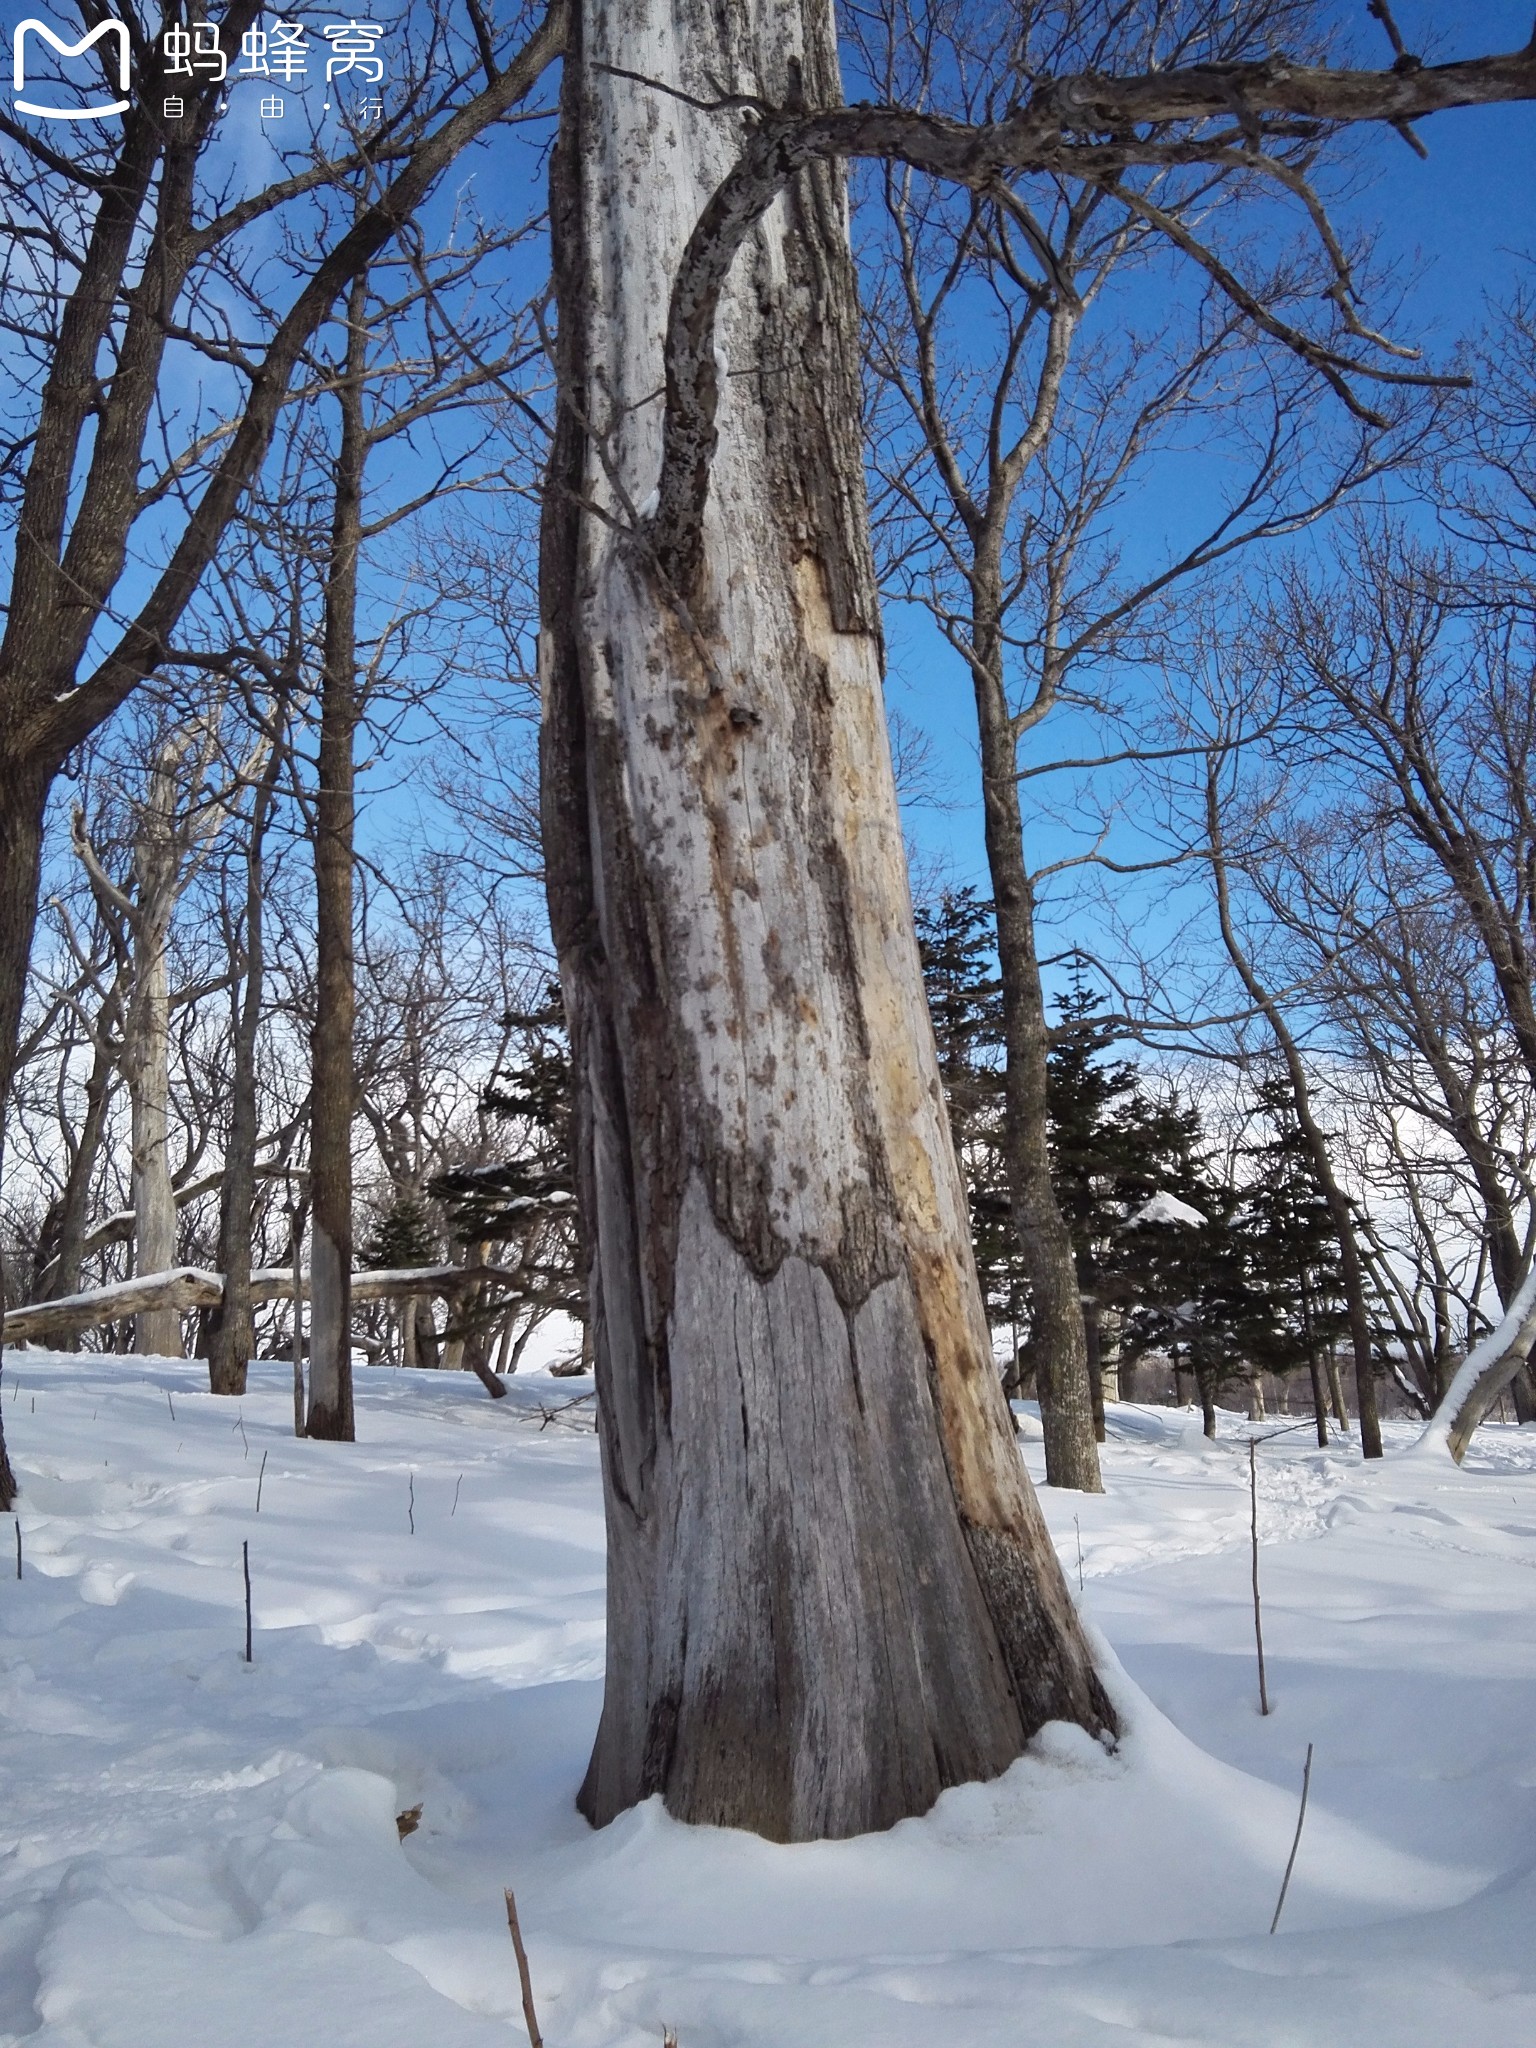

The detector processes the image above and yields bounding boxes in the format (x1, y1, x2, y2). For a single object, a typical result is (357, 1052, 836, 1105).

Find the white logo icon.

(13, 17, 131, 121)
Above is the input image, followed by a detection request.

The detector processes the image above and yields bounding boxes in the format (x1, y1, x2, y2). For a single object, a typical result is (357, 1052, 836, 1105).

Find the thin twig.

(13, 1520, 20, 1580)
(242, 1540, 253, 1664)
(1270, 1743, 1314, 1933)
(408, 1472, 415, 1535)
(536, 1391, 597, 1430)
(592, 59, 771, 117)
(255, 1448, 268, 1514)
(1250, 1440, 1270, 1716)
(503, 1889, 544, 2048)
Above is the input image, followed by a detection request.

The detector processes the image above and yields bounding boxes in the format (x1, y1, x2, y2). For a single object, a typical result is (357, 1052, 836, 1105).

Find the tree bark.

(1199, 1372, 1218, 1440)
(42, 1020, 118, 1318)
(975, 654, 1102, 1490)
(1307, 1353, 1329, 1447)
(291, 1206, 307, 1436)
(542, 0, 1113, 1844)
(306, 279, 367, 1444)
(0, 763, 50, 1507)
(205, 748, 280, 1395)
(122, 797, 182, 1358)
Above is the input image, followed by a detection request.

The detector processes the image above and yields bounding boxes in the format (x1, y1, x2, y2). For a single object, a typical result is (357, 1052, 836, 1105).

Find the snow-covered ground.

(2, 1353, 1534, 2047)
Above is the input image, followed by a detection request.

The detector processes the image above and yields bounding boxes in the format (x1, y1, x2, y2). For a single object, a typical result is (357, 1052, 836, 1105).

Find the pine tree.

(916, 889, 1003, 1151)
(915, 890, 1020, 1343)
(1236, 1077, 1353, 1444)
(431, 989, 576, 1241)
(362, 1192, 437, 1272)
(427, 990, 583, 1342)
(1112, 1081, 1361, 1440)
(1046, 962, 1208, 1429)
(1118, 1182, 1263, 1438)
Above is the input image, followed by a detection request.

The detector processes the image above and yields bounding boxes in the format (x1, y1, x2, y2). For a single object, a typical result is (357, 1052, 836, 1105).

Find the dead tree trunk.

(541, 0, 1113, 1844)
(118, 744, 190, 1357)
(124, 911, 179, 1355)
(306, 279, 367, 1444)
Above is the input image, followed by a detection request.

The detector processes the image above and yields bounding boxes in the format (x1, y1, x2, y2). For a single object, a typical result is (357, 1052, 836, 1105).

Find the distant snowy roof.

(1127, 1191, 1207, 1228)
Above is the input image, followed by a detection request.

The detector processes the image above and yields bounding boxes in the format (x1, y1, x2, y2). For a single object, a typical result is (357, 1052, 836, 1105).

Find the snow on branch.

(1412, 1263, 1536, 1465)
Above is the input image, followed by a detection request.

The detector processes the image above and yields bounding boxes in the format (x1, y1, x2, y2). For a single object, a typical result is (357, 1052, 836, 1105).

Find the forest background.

(3, 0, 1535, 1463)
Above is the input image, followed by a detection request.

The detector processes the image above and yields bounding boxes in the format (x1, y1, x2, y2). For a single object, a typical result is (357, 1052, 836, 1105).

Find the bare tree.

(70, 710, 266, 1353)
(1252, 524, 1536, 1446)
(305, 219, 546, 1439)
(0, 0, 565, 1505)
(850, 0, 1465, 1483)
(204, 710, 287, 1395)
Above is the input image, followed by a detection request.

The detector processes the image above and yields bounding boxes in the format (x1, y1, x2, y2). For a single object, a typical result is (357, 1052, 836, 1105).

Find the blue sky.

(6, 2, 1532, 965)
(882, 1, 1536, 921)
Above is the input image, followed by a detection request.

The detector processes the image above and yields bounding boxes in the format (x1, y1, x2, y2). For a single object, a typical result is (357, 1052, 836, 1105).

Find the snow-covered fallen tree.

(3, 1264, 518, 1346)
(1415, 1263, 1536, 1464)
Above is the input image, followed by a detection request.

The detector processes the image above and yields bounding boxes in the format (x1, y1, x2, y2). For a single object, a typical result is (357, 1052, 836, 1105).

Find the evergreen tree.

(915, 891, 1019, 1337)
(1114, 1081, 1360, 1439)
(916, 888, 1003, 1151)
(427, 989, 583, 1341)
(430, 988, 576, 1244)
(1117, 1178, 1266, 1439)
(361, 1192, 437, 1272)
(1236, 1077, 1352, 1443)
(1047, 961, 1208, 1430)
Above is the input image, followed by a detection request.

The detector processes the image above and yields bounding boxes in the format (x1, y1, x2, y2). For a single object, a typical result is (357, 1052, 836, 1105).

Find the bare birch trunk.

(542, 0, 1113, 1843)
(88, 732, 205, 1360)
(125, 913, 180, 1356)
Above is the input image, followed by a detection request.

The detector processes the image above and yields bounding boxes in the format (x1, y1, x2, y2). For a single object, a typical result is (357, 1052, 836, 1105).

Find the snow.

(1127, 1190, 1208, 1227)
(3, 1358, 1536, 2046)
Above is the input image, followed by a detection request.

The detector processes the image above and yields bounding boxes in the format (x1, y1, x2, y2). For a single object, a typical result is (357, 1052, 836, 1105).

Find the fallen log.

(3, 1264, 520, 1345)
